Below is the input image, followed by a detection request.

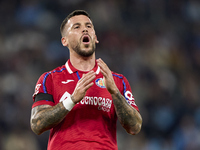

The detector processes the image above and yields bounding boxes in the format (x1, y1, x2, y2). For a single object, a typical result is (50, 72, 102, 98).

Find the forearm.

(31, 103, 69, 135)
(112, 90, 142, 135)
(31, 71, 95, 135)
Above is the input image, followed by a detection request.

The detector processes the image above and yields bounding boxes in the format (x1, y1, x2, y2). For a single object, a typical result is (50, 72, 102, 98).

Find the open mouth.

(82, 35, 90, 44)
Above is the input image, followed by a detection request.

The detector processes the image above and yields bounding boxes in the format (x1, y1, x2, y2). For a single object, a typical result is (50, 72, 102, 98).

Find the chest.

(52, 73, 113, 111)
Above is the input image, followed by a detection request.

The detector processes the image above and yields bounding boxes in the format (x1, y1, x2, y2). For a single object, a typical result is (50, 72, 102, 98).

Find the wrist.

(62, 95, 75, 111)
(110, 87, 119, 95)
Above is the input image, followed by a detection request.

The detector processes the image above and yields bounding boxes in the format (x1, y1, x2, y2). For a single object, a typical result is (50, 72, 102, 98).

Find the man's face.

(62, 15, 98, 57)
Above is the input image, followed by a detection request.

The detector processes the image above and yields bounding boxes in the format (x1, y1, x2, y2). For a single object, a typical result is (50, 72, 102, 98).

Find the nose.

(82, 27, 88, 33)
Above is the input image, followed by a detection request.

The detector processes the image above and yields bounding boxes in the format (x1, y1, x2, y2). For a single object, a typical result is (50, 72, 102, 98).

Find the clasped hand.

(71, 58, 118, 104)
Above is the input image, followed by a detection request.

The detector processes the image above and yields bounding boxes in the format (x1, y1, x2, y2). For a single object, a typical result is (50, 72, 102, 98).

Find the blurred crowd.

(0, 0, 200, 150)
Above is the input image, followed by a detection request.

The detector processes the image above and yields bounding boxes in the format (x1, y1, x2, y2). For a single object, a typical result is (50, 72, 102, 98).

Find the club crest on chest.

(95, 78, 106, 88)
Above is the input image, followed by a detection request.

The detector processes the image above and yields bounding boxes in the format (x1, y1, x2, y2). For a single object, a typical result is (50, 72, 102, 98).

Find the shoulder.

(40, 65, 67, 77)
(112, 71, 125, 86)
(36, 65, 67, 85)
(47, 65, 67, 75)
(112, 71, 130, 87)
(112, 71, 125, 79)
(51, 65, 67, 73)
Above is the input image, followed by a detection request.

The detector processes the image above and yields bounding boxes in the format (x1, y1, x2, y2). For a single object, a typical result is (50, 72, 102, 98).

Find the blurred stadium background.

(0, 0, 200, 149)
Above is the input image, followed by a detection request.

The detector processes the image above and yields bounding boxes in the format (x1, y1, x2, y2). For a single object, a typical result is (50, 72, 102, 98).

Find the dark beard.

(74, 43, 95, 57)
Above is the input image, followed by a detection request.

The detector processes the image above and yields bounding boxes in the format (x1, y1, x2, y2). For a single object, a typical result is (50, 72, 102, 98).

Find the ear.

(61, 37, 68, 47)
(95, 35, 99, 44)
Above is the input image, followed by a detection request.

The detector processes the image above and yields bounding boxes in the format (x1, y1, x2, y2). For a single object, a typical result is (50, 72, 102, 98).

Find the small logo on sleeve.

(95, 78, 106, 88)
(125, 91, 137, 106)
(33, 84, 41, 96)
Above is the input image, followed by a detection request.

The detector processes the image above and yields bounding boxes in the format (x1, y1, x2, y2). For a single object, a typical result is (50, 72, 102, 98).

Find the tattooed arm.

(30, 103, 69, 135)
(97, 58, 142, 135)
(30, 71, 96, 135)
(111, 91, 142, 135)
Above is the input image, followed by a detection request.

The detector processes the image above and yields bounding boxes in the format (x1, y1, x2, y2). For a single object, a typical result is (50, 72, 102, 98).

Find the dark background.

(0, 0, 200, 149)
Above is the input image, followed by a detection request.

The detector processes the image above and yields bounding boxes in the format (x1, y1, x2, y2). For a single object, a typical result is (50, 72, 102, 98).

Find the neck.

(70, 53, 96, 72)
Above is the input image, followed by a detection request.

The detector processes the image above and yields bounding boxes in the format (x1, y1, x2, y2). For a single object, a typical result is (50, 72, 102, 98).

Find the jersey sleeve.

(32, 72, 55, 108)
(120, 75, 139, 112)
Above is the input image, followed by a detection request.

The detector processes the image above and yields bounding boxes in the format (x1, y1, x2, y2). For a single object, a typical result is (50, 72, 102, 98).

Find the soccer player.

(30, 10, 142, 150)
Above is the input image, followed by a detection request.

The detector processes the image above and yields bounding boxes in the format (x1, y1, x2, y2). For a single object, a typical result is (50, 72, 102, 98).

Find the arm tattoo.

(31, 103, 69, 134)
(112, 91, 141, 133)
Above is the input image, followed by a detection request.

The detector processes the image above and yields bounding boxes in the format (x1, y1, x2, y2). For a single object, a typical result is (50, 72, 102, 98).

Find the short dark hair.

(60, 10, 91, 36)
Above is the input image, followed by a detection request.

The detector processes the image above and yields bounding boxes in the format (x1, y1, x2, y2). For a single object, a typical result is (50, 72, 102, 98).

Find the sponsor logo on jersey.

(95, 78, 106, 88)
(79, 96, 112, 112)
(125, 91, 137, 106)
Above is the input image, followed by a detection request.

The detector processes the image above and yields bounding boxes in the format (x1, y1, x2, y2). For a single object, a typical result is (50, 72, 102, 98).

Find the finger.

(97, 58, 112, 78)
(97, 58, 106, 68)
(99, 67, 107, 78)
(80, 71, 95, 81)
(84, 82, 94, 91)
(83, 75, 96, 86)
(97, 59, 107, 73)
(79, 71, 96, 86)
(83, 71, 96, 81)
(97, 58, 104, 64)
